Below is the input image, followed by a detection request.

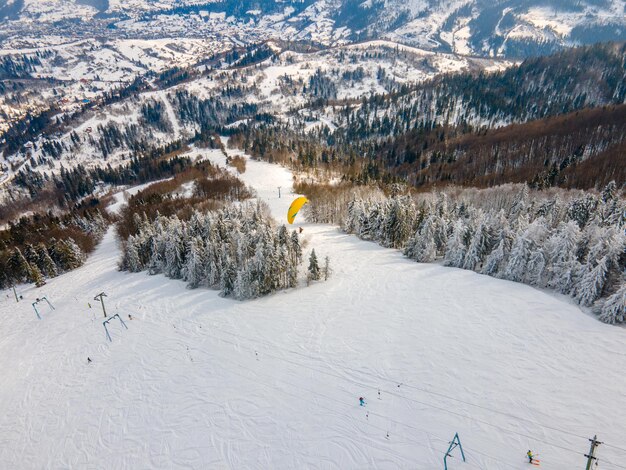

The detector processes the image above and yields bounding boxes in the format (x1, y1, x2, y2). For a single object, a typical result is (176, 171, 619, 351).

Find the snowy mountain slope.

(1, 145, 626, 468)
(0, 39, 510, 193)
(0, 36, 229, 135)
(1, 0, 624, 57)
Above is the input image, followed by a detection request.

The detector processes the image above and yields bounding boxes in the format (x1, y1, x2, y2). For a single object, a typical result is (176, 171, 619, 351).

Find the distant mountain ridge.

(1, 0, 625, 57)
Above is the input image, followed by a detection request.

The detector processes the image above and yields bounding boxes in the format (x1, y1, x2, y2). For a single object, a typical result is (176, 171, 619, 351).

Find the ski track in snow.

(1, 145, 626, 469)
(157, 90, 182, 139)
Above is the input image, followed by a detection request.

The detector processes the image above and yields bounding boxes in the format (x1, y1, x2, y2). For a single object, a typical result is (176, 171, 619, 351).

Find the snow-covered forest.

(0, 207, 108, 289)
(305, 182, 626, 324)
(2, 125, 626, 470)
(119, 202, 305, 299)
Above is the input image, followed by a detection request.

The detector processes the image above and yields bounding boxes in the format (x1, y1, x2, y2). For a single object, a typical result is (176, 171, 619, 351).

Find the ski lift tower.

(444, 433, 466, 470)
(94, 292, 108, 318)
(32, 297, 55, 320)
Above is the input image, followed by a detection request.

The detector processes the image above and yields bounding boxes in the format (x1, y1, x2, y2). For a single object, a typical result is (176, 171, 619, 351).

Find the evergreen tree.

(576, 256, 609, 306)
(345, 198, 362, 233)
(381, 196, 414, 248)
(601, 181, 617, 203)
(463, 214, 494, 271)
(164, 232, 184, 279)
(290, 230, 302, 265)
(404, 213, 439, 263)
(49, 238, 85, 272)
(220, 259, 237, 297)
(8, 247, 32, 282)
(23, 244, 39, 267)
(323, 256, 331, 281)
(508, 185, 529, 222)
(121, 236, 142, 272)
(36, 243, 58, 277)
(444, 220, 468, 268)
(482, 238, 507, 277)
(182, 237, 206, 288)
(598, 283, 626, 324)
(308, 249, 320, 281)
(29, 264, 45, 287)
(503, 218, 547, 283)
(233, 266, 253, 300)
(545, 221, 581, 293)
(567, 195, 598, 228)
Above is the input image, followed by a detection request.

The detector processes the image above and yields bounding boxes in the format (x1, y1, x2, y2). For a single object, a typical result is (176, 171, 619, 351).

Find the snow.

(2, 146, 626, 469)
(454, 24, 473, 55)
(107, 178, 173, 215)
(519, 8, 576, 37)
(156, 90, 183, 138)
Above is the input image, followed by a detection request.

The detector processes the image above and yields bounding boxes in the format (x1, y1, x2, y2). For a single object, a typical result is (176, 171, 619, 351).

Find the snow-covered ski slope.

(2, 148, 626, 469)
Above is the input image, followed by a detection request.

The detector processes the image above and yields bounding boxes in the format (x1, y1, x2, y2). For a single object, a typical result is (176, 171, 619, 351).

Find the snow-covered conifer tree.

(148, 236, 163, 275)
(381, 196, 414, 248)
(463, 213, 494, 271)
(481, 212, 511, 277)
(404, 214, 437, 263)
(567, 195, 598, 228)
(345, 198, 362, 233)
(29, 264, 45, 287)
(234, 266, 253, 300)
(323, 256, 331, 281)
(576, 256, 609, 306)
(444, 219, 469, 268)
(182, 237, 206, 288)
(503, 218, 547, 283)
(358, 202, 379, 240)
(545, 221, 581, 293)
(308, 249, 320, 281)
(482, 238, 506, 277)
(220, 258, 237, 297)
(164, 224, 184, 279)
(598, 283, 626, 324)
(508, 185, 529, 222)
(36, 243, 58, 277)
(55, 238, 84, 271)
(8, 248, 31, 282)
(121, 236, 142, 272)
(290, 230, 302, 266)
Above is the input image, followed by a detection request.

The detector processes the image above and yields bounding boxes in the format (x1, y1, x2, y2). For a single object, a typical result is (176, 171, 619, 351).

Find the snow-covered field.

(1, 149, 626, 469)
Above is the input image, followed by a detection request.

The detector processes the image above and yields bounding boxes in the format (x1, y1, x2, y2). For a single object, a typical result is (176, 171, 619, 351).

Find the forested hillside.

(303, 181, 626, 323)
(231, 42, 626, 191)
(333, 42, 626, 135)
(376, 105, 626, 190)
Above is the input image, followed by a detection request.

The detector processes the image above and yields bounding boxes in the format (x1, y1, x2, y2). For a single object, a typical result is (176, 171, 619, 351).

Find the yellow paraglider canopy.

(287, 196, 309, 224)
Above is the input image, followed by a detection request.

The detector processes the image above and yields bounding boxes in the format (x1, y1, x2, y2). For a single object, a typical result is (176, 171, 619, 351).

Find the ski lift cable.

(197, 320, 608, 453)
(599, 458, 626, 470)
(223, 331, 583, 456)
(213, 350, 445, 466)
(206, 321, 592, 441)
(119, 302, 622, 462)
(214, 344, 516, 470)
(463, 448, 523, 470)
(186, 325, 580, 467)
(198, 329, 451, 445)
(603, 442, 626, 454)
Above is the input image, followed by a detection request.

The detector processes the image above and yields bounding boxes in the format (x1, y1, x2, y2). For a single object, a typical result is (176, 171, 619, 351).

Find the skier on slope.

(359, 397, 366, 406)
(527, 450, 535, 464)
